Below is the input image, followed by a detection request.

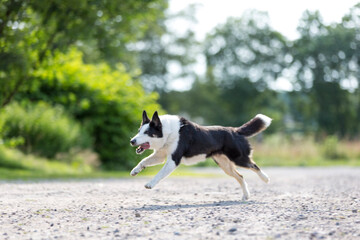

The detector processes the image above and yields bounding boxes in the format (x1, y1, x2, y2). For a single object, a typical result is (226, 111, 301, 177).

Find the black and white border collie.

(130, 110, 271, 200)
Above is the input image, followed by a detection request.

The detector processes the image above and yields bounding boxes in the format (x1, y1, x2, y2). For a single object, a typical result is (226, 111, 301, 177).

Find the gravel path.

(1, 167, 360, 239)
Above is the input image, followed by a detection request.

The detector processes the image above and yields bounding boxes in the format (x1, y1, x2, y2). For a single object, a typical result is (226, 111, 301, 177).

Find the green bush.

(0, 108, 24, 148)
(22, 49, 161, 169)
(2, 102, 91, 158)
(0, 109, 4, 141)
(0, 145, 93, 178)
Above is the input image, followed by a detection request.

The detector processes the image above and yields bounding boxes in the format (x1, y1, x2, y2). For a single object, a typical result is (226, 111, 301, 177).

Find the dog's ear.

(151, 111, 162, 129)
(142, 110, 150, 125)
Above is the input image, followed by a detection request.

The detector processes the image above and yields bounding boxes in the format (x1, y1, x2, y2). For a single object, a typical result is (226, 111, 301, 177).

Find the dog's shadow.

(130, 200, 263, 211)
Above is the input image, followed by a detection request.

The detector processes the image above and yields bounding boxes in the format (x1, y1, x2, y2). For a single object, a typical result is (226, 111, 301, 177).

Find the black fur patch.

(172, 117, 261, 168)
(145, 122, 163, 138)
(140, 111, 163, 138)
(172, 118, 251, 166)
(139, 111, 163, 138)
(140, 110, 150, 129)
(236, 117, 266, 137)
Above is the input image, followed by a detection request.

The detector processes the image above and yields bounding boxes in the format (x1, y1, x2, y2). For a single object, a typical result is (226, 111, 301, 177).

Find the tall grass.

(252, 134, 360, 166)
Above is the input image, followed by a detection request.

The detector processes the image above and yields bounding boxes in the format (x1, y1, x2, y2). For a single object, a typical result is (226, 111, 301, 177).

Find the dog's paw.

(264, 177, 270, 184)
(242, 194, 250, 201)
(130, 166, 142, 176)
(259, 170, 270, 183)
(144, 182, 154, 189)
(130, 169, 139, 176)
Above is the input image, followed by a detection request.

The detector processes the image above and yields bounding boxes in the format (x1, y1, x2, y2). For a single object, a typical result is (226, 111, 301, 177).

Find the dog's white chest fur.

(181, 154, 207, 166)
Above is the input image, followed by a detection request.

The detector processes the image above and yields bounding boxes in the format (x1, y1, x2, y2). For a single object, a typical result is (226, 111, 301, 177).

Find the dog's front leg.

(130, 150, 166, 176)
(144, 157, 177, 189)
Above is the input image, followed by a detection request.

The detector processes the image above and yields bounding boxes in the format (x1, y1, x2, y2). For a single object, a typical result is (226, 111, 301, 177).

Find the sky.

(168, 0, 359, 41)
(166, 0, 360, 91)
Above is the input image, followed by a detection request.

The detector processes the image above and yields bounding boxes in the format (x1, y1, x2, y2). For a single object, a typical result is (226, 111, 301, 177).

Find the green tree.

(135, 4, 199, 93)
(0, 0, 167, 107)
(202, 10, 286, 127)
(291, 8, 360, 137)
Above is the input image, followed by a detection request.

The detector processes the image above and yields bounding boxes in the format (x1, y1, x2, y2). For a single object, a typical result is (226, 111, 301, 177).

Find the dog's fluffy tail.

(237, 114, 272, 138)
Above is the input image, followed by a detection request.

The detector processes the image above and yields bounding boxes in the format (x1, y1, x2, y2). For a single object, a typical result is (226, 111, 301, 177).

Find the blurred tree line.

(159, 5, 360, 139)
(1, 0, 359, 170)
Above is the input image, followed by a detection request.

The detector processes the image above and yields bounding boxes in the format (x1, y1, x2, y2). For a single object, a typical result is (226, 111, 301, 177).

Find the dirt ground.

(1, 167, 360, 239)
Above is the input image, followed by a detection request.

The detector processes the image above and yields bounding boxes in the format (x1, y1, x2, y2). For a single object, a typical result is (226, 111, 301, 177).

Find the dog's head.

(130, 110, 163, 154)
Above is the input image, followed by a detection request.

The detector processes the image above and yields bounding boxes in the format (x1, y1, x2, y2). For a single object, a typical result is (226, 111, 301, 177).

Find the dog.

(130, 110, 271, 200)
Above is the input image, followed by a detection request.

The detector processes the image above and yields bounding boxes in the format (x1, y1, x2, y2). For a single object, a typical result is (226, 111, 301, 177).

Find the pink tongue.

(141, 143, 150, 149)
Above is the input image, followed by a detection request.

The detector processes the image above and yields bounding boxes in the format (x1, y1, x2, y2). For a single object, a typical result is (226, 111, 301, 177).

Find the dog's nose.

(130, 139, 136, 146)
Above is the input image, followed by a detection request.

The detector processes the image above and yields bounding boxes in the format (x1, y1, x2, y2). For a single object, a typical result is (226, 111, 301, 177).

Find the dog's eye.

(144, 130, 155, 137)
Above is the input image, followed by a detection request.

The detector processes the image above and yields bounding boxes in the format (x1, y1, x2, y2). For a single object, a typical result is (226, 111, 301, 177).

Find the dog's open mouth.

(136, 142, 150, 154)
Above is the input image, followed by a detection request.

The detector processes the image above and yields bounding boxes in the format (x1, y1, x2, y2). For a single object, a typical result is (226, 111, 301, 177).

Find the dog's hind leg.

(252, 164, 270, 183)
(213, 154, 250, 201)
(245, 161, 270, 183)
(130, 150, 167, 176)
(235, 159, 270, 183)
